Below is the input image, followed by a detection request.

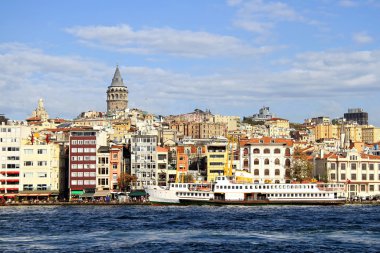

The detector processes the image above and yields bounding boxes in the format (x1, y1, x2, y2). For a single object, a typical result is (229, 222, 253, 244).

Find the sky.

(1, 0, 380, 124)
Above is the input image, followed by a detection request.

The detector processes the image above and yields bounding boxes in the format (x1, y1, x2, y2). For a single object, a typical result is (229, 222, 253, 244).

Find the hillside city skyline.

(1, 1, 380, 124)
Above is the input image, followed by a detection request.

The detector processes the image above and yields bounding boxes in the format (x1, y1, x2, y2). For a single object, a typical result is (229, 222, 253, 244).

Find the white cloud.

(229, 0, 311, 34)
(66, 24, 272, 58)
(1, 43, 379, 122)
(338, 0, 358, 7)
(352, 32, 374, 44)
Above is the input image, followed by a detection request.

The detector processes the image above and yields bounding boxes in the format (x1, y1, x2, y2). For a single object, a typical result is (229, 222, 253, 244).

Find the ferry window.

(245, 186, 248, 189)
(207, 193, 209, 196)
(171, 184, 174, 187)
(291, 194, 294, 197)
(240, 186, 243, 189)
(250, 186, 253, 189)
(176, 193, 179, 196)
(228, 186, 231, 189)
(191, 193, 194, 196)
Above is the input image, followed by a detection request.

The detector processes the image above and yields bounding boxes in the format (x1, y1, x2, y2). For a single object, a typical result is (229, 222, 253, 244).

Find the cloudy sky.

(1, 0, 379, 124)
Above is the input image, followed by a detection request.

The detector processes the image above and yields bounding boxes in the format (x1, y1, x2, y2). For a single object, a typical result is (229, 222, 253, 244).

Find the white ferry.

(145, 176, 347, 205)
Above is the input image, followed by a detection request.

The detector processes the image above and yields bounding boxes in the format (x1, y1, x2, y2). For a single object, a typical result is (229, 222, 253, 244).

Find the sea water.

(0, 205, 379, 252)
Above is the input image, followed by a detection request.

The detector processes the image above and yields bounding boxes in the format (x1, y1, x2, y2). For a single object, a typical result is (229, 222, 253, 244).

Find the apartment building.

(130, 134, 158, 188)
(0, 124, 31, 199)
(239, 137, 293, 183)
(315, 149, 380, 198)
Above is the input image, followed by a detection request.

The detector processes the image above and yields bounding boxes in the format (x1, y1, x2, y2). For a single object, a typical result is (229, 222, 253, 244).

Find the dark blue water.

(0, 205, 379, 252)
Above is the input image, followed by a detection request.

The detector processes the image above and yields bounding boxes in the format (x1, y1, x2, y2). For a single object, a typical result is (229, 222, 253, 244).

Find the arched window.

(244, 148, 248, 156)
(264, 169, 269, 176)
(285, 159, 291, 167)
(285, 169, 291, 178)
(274, 148, 281, 154)
(253, 148, 260, 154)
(275, 169, 280, 176)
(264, 148, 270, 154)
(254, 169, 259, 176)
(275, 158, 280, 165)
(285, 148, 291, 156)
(264, 159, 269, 165)
(254, 159, 259, 165)
(111, 94, 114, 100)
(115, 94, 119, 99)
(243, 159, 249, 168)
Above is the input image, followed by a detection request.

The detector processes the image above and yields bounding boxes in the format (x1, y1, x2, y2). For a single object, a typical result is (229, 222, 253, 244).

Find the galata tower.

(106, 66, 128, 114)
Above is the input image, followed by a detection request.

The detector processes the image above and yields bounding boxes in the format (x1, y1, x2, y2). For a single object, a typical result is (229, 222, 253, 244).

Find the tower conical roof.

(110, 65, 125, 87)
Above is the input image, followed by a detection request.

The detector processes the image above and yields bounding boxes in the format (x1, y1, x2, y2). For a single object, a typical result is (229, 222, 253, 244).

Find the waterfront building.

(106, 66, 128, 116)
(157, 146, 169, 186)
(130, 134, 158, 188)
(109, 121, 131, 144)
(97, 146, 110, 191)
(0, 124, 31, 199)
(68, 129, 107, 199)
(109, 145, 124, 191)
(239, 137, 293, 183)
(315, 149, 380, 198)
(344, 108, 368, 125)
(206, 142, 228, 182)
(19, 142, 61, 199)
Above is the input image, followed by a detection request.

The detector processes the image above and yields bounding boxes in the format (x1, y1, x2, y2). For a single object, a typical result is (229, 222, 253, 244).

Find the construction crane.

(224, 134, 238, 177)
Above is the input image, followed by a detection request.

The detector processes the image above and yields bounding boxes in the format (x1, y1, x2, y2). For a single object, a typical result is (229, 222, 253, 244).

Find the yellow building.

(362, 126, 380, 144)
(312, 124, 339, 140)
(110, 120, 131, 143)
(264, 118, 290, 129)
(19, 142, 61, 198)
(206, 143, 227, 182)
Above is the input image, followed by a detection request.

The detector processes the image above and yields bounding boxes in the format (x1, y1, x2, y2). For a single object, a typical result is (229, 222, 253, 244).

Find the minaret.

(106, 66, 128, 115)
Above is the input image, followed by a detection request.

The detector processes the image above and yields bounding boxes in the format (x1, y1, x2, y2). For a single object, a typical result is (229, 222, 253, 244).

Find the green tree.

(117, 173, 137, 192)
(290, 147, 313, 182)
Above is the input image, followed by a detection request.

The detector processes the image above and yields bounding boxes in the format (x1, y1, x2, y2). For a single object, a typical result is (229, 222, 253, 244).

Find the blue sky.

(1, 0, 380, 125)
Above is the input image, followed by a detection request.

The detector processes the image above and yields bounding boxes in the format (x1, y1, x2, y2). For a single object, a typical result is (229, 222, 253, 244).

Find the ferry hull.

(178, 199, 346, 206)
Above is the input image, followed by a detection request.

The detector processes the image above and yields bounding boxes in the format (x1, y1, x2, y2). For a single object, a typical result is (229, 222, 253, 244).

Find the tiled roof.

(240, 137, 293, 146)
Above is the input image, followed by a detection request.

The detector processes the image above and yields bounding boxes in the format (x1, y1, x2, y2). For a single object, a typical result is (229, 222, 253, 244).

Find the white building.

(239, 137, 293, 183)
(131, 134, 158, 188)
(0, 124, 31, 198)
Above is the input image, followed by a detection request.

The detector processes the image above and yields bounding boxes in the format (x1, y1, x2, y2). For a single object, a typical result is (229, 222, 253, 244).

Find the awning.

(71, 190, 83, 195)
(81, 193, 94, 198)
(129, 190, 147, 197)
(94, 190, 111, 197)
(18, 191, 59, 197)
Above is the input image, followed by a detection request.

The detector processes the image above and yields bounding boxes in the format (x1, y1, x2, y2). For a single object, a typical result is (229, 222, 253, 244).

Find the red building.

(69, 130, 100, 199)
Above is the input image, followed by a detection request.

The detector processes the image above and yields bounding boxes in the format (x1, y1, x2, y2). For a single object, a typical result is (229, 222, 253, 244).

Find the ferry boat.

(145, 176, 346, 205)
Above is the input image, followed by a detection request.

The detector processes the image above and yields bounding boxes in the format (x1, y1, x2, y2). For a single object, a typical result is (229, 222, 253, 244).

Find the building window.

(331, 163, 336, 170)
(362, 164, 367, 170)
(23, 184, 33, 191)
(369, 164, 374, 170)
(264, 159, 269, 165)
(274, 158, 280, 165)
(341, 163, 346, 170)
(243, 159, 249, 168)
(369, 174, 374, 180)
(360, 185, 366, 192)
(351, 174, 356, 180)
(37, 184, 47, 190)
(38, 172, 47, 178)
(254, 169, 259, 176)
(253, 148, 260, 154)
(24, 161, 33, 166)
(254, 159, 259, 165)
(362, 174, 367, 180)
(351, 163, 356, 170)
(369, 185, 374, 192)
(24, 149, 33, 155)
(37, 149, 47, 154)
(264, 169, 269, 176)
(331, 173, 336, 180)
(340, 173, 346, 180)
(275, 169, 280, 176)
(274, 148, 281, 154)
(264, 149, 270, 154)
